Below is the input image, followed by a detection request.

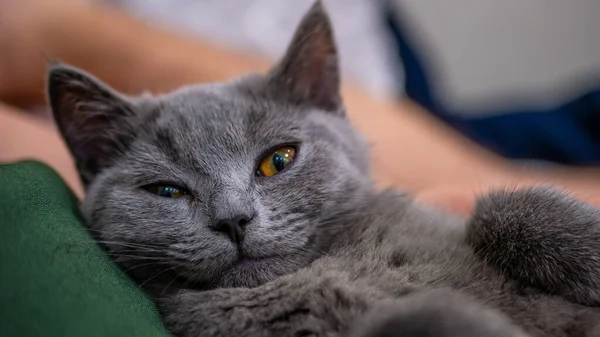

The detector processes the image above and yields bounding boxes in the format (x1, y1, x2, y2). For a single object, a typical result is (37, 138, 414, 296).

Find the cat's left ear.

(48, 64, 138, 185)
(267, 1, 342, 114)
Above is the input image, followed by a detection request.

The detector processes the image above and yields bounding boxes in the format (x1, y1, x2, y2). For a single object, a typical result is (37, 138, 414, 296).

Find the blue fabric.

(381, 0, 600, 165)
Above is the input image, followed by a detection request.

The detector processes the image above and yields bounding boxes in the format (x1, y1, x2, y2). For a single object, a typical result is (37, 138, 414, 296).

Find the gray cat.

(48, 2, 600, 336)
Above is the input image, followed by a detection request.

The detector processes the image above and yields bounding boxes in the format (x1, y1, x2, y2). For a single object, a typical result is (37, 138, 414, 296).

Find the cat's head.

(49, 1, 372, 291)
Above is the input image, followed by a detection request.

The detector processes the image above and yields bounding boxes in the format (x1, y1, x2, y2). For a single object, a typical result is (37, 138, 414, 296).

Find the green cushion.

(0, 161, 170, 337)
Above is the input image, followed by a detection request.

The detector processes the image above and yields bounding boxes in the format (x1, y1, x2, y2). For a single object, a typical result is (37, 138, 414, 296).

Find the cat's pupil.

(160, 186, 180, 197)
(273, 153, 286, 172)
(144, 184, 187, 198)
(257, 146, 296, 177)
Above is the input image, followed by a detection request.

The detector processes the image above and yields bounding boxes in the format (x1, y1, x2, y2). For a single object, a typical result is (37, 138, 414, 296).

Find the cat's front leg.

(467, 187, 600, 305)
(161, 287, 278, 337)
(161, 272, 382, 337)
(350, 289, 530, 337)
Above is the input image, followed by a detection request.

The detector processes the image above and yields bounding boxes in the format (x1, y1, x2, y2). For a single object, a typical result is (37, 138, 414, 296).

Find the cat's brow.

(128, 166, 197, 187)
(127, 148, 205, 186)
(152, 127, 188, 166)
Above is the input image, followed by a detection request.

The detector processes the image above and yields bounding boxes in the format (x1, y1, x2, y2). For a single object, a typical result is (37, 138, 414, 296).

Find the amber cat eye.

(144, 185, 189, 198)
(257, 146, 297, 177)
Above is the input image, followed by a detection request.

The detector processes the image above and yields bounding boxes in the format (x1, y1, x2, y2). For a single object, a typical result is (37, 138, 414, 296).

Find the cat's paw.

(159, 273, 379, 337)
(159, 290, 217, 337)
(350, 289, 530, 337)
(160, 285, 328, 337)
(160, 288, 265, 337)
(467, 186, 600, 305)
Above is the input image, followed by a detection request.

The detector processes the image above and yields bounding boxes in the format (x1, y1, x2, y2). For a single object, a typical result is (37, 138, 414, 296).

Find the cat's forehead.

(151, 82, 296, 134)
(158, 84, 261, 123)
(132, 83, 305, 167)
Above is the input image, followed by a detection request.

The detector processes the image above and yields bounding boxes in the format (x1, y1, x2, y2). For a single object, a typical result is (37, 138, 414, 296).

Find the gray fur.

(467, 187, 600, 306)
(49, 1, 600, 336)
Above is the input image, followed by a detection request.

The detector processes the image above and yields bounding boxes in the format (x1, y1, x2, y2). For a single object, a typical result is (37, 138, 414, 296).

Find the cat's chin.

(189, 253, 309, 290)
(217, 256, 286, 288)
(232, 256, 270, 268)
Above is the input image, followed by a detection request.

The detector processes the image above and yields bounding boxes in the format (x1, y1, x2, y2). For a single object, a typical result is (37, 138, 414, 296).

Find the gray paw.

(351, 289, 529, 337)
(160, 289, 259, 337)
(467, 187, 600, 305)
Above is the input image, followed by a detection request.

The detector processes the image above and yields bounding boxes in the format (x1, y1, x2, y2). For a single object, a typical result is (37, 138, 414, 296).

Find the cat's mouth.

(232, 254, 273, 267)
(233, 258, 260, 267)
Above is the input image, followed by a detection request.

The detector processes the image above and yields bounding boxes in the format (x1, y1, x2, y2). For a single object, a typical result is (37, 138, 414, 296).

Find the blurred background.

(1, 0, 600, 208)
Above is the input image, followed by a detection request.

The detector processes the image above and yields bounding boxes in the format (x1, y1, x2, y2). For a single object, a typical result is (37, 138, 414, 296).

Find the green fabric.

(0, 161, 170, 337)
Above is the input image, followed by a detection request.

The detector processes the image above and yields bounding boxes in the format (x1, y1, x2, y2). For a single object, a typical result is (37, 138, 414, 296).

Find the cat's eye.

(257, 146, 297, 177)
(144, 184, 189, 198)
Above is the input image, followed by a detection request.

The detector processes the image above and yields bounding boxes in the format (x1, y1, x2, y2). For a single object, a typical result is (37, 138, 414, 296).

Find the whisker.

(138, 267, 177, 290)
(122, 261, 171, 274)
(161, 274, 180, 297)
(179, 274, 196, 293)
(59, 241, 168, 254)
(62, 251, 172, 262)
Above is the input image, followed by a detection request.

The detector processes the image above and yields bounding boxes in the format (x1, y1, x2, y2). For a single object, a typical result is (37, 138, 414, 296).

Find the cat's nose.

(211, 214, 253, 245)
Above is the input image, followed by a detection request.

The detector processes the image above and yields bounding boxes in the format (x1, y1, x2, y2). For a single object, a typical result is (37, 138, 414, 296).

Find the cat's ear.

(267, 1, 341, 113)
(48, 64, 137, 185)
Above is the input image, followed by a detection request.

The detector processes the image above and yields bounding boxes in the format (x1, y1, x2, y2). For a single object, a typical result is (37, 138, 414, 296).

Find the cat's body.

(162, 189, 600, 337)
(48, 2, 600, 336)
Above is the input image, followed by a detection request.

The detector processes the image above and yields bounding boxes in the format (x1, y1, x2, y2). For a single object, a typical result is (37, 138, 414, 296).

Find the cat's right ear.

(48, 64, 137, 185)
(266, 1, 342, 114)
